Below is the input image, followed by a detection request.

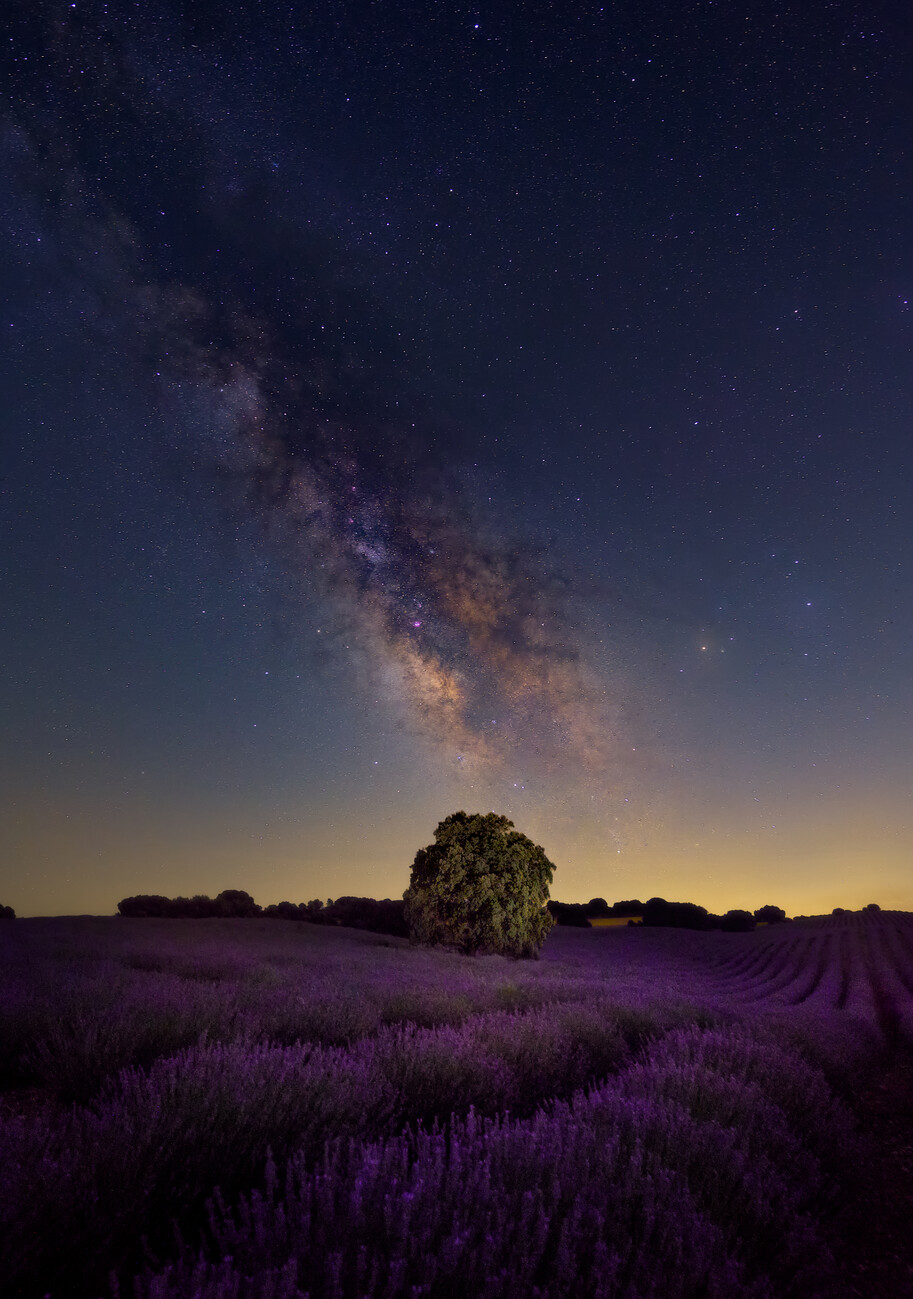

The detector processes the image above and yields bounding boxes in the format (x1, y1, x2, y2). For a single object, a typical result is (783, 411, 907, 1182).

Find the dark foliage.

(719, 909, 756, 933)
(118, 891, 261, 919)
(643, 900, 757, 932)
(550, 898, 648, 926)
(0, 904, 15, 920)
(606, 899, 645, 917)
(404, 811, 555, 956)
(319, 897, 408, 937)
(173, 895, 221, 919)
(263, 900, 307, 920)
(113, 888, 786, 938)
(116, 892, 406, 937)
(754, 904, 788, 925)
(262, 897, 407, 936)
(263, 900, 328, 921)
(213, 890, 262, 918)
(551, 898, 769, 932)
(643, 898, 711, 931)
(117, 894, 173, 917)
(547, 901, 592, 927)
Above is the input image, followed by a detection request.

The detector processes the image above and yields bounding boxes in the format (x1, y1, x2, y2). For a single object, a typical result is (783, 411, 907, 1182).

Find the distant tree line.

(263, 897, 408, 937)
(547, 898, 644, 927)
(548, 897, 790, 932)
(117, 890, 263, 919)
(116, 889, 791, 936)
(116, 891, 407, 937)
(105, 890, 885, 936)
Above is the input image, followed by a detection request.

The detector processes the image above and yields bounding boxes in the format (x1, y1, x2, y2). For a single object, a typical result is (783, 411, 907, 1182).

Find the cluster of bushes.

(547, 898, 645, 927)
(590, 898, 646, 918)
(261, 899, 325, 921)
(266, 897, 408, 937)
(546, 900, 592, 927)
(117, 892, 407, 938)
(753, 904, 789, 925)
(642, 899, 738, 931)
(548, 897, 789, 932)
(0, 904, 14, 920)
(117, 890, 262, 918)
(641, 899, 788, 932)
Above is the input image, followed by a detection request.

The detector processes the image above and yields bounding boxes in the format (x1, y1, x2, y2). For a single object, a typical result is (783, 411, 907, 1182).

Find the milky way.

(4, 10, 626, 790)
(149, 282, 623, 781)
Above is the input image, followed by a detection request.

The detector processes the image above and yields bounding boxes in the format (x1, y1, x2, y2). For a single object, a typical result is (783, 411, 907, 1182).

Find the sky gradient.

(2, 0, 911, 917)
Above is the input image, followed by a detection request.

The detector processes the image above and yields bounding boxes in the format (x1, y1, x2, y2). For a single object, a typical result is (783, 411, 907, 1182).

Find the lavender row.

(697, 922, 913, 1045)
(0, 924, 626, 1102)
(128, 1025, 853, 1299)
(2, 995, 702, 1298)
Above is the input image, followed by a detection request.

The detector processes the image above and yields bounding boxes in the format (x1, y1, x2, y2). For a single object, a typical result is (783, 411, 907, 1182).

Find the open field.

(2, 911, 912, 1298)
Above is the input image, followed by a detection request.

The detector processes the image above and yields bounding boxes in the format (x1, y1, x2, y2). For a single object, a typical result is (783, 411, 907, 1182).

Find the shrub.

(320, 897, 408, 937)
(403, 812, 555, 957)
(213, 890, 262, 918)
(607, 898, 645, 917)
(0, 904, 15, 920)
(117, 894, 172, 917)
(720, 909, 756, 933)
(643, 898, 710, 930)
(117, 892, 262, 919)
(546, 901, 591, 927)
(263, 901, 306, 920)
(754, 905, 788, 925)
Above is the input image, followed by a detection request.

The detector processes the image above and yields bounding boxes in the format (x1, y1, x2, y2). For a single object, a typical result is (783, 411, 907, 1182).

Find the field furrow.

(784, 935, 832, 1006)
(737, 937, 819, 1003)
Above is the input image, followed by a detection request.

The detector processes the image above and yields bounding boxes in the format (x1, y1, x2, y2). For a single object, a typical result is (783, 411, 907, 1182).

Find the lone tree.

(404, 811, 556, 957)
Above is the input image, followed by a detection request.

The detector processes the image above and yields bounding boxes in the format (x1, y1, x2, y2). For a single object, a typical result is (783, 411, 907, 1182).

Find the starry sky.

(2, 0, 911, 918)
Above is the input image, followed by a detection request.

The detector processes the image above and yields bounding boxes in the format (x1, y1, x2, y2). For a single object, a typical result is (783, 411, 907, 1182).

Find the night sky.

(3, 1, 911, 918)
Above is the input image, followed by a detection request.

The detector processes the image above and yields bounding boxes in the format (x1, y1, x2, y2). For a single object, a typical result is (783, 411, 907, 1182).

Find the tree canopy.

(117, 890, 261, 918)
(403, 811, 556, 957)
(753, 904, 788, 925)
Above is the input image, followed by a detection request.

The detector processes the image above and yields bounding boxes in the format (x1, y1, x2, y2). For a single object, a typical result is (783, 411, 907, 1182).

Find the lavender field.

(2, 911, 912, 1298)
